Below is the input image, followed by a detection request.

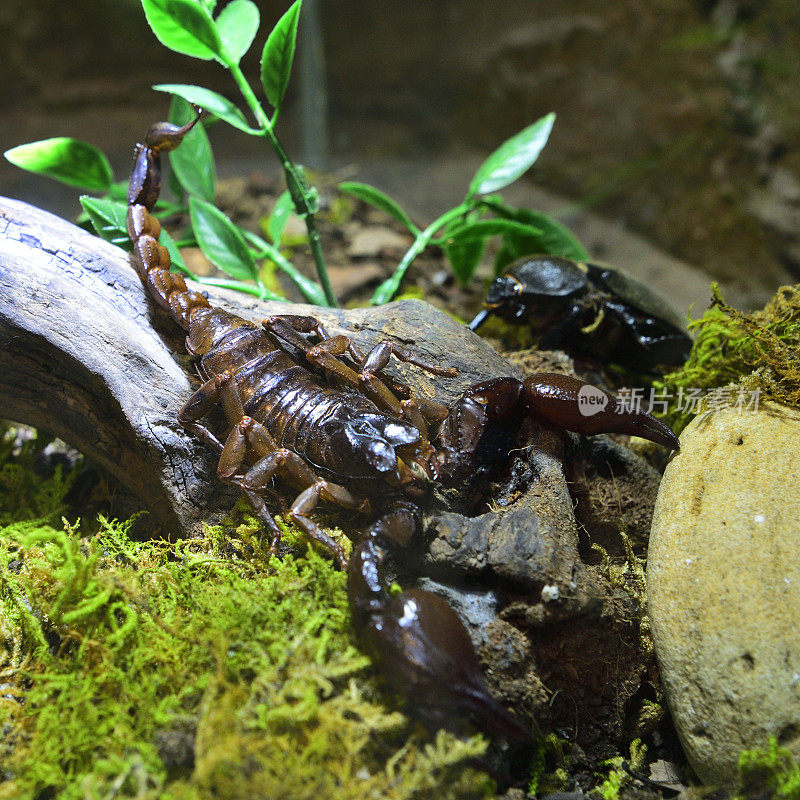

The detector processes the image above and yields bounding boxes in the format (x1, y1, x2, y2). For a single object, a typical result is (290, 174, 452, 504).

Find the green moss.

(594, 739, 647, 800)
(657, 284, 800, 432)
(0, 428, 494, 799)
(0, 425, 76, 527)
(526, 734, 569, 797)
(736, 737, 800, 800)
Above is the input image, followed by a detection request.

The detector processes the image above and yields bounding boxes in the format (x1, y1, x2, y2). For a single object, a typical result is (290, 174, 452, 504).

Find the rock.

(346, 225, 409, 258)
(422, 438, 588, 594)
(648, 402, 800, 787)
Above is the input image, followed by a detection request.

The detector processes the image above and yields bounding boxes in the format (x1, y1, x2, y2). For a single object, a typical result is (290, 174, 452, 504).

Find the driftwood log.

(0, 196, 518, 537)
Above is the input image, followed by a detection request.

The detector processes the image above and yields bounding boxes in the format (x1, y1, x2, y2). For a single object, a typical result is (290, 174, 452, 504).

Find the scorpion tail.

(126, 111, 212, 332)
(347, 503, 534, 742)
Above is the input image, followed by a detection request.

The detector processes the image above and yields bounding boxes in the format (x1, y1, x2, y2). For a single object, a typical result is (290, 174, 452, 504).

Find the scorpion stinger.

(125, 114, 680, 745)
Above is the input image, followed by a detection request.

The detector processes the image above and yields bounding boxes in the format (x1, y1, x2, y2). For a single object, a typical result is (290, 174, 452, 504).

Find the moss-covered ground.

(0, 427, 493, 800)
(657, 283, 800, 433)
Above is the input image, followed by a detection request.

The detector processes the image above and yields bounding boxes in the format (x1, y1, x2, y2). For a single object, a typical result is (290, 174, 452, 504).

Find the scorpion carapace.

(127, 112, 680, 743)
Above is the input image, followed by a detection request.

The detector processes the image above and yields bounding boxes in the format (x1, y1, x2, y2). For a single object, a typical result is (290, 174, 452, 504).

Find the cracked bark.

(0, 196, 518, 537)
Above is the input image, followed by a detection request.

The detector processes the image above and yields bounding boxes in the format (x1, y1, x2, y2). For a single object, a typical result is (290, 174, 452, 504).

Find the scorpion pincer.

(126, 111, 680, 742)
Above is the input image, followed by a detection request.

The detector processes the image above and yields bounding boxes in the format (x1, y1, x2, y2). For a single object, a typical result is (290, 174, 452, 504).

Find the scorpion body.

(126, 114, 679, 742)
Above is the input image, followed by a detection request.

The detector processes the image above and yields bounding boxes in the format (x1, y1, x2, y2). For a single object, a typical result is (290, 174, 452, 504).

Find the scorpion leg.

(357, 341, 454, 437)
(359, 340, 457, 378)
(219, 414, 367, 566)
(177, 375, 228, 452)
(347, 501, 533, 741)
(263, 315, 452, 429)
(263, 314, 455, 379)
(264, 316, 411, 417)
(177, 372, 286, 548)
(176, 369, 249, 453)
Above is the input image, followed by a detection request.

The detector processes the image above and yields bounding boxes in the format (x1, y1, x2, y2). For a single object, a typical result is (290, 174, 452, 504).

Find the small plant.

(595, 739, 648, 800)
(5, 0, 587, 307)
(737, 737, 800, 800)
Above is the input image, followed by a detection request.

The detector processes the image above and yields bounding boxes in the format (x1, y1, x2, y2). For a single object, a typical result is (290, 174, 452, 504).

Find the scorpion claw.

(348, 505, 532, 742)
(522, 373, 680, 450)
(370, 588, 534, 742)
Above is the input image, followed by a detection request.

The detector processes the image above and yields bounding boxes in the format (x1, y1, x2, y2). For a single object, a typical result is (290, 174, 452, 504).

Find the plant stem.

(196, 275, 283, 301)
(371, 203, 473, 305)
(228, 61, 338, 307)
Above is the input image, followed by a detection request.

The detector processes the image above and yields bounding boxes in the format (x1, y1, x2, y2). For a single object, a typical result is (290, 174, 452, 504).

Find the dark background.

(2, 0, 799, 310)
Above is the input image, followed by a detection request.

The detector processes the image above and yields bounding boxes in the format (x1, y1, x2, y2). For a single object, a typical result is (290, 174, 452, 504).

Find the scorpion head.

(309, 412, 436, 495)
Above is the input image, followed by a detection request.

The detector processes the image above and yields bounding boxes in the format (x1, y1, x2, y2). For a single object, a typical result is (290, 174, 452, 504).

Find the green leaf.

(189, 195, 258, 282)
(260, 0, 302, 111)
(215, 0, 260, 63)
(266, 189, 294, 245)
(141, 0, 223, 61)
(167, 166, 187, 206)
(467, 112, 556, 198)
(445, 218, 543, 245)
(158, 228, 194, 277)
(339, 181, 417, 233)
(514, 212, 588, 262)
(168, 97, 216, 203)
(445, 236, 485, 287)
(481, 198, 589, 265)
(6, 139, 113, 191)
(79, 196, 129, 247)
(239, 227, 271, 256)
(441, 217, 546, 286)
(153, 84, 258, 134)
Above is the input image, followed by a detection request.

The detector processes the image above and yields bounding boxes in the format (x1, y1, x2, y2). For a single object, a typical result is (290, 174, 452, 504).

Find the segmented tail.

(126, 113, 211, 331)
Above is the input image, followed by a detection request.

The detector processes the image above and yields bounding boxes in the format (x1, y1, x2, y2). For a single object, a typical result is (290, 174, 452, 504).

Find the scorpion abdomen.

(196, 317, 415, 483)
(186, 308, 259, 358)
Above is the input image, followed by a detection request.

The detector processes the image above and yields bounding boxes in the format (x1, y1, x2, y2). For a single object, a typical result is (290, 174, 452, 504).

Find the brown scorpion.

(126, 113, 680, 743)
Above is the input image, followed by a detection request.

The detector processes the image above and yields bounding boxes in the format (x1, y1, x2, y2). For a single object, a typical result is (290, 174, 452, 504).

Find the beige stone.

(647, 402, 800, 787)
